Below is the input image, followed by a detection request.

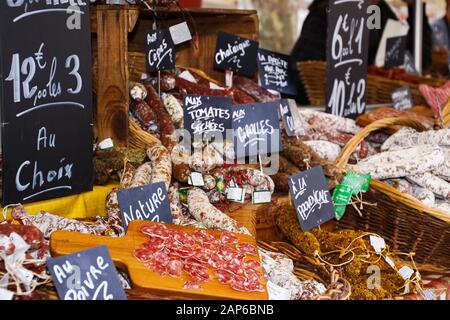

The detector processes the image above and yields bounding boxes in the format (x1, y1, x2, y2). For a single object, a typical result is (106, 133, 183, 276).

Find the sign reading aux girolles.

(325, 0, 370, 119)
(0, 1, 93, 204)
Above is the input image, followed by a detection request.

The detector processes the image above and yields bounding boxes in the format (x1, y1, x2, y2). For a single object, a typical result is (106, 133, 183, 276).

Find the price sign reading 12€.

(325, 0, 370, 119)
(0, 2, 93, 205)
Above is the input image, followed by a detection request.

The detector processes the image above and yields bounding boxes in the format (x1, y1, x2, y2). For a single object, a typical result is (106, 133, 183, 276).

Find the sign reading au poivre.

(0, 2, 93, 205)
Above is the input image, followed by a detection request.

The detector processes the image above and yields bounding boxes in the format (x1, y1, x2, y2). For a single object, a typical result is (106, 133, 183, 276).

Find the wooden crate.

(91, 5, 259, 146)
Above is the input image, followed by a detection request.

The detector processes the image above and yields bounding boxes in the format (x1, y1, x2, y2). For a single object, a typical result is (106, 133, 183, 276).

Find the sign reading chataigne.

(257, 48, 297, 96)
(0, 1, 93, 205)
(288, 166, 335, 232)
(232, 102, 282, 158)
(146, 28, 176, 72)
(325, 0, 370, 119)
(116, 182, 173, 231)
(183, 95, 232, 139)
(214, 32, 259, 77)
(47, 246, 127, 300)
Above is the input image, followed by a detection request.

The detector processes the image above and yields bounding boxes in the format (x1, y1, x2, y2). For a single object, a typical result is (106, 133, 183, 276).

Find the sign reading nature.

(0, 1, 93, 204)
(325, 0, 370, 119)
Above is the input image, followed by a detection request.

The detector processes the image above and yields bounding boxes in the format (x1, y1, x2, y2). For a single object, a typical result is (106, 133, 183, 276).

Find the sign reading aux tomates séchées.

(325, 0, 370, 119)
(0, 1, 93, 204)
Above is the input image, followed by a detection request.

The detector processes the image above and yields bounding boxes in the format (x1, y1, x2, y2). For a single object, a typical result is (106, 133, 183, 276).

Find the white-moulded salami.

(432, 148, 450, 178)
(304, 140, 341, 161)
(380, 127, 417, 151)
(352, 145, 445, 180)
(381, 129, 450, 151)
(162, 93, 184, 128)
(411, 186, 436, 207)
(146, 144, 172, 190)
(407, 172, 450, 200)
(187, 188, 251, 235)
(130, 162, 153, 187)
(298, 109, 361, 134)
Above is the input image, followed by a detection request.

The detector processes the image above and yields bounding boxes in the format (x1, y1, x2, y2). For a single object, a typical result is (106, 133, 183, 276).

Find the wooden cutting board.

(50, 221, 268, 300)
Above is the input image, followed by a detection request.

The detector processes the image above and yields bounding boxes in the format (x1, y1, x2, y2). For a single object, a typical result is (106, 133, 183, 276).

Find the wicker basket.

(333, 117, 450, 268)
(298, 61, 446, 106)
(258, 241, 351, 300)
(444, 98, 450, 127)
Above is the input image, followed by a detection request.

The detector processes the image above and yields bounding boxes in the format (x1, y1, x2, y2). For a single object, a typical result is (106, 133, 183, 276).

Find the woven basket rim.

(335, 116, 450, 224)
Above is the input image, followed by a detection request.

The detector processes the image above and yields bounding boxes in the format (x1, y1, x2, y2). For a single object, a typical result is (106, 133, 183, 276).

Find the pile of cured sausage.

(134, 224, 264, 292)
(352, 127, 450, 213)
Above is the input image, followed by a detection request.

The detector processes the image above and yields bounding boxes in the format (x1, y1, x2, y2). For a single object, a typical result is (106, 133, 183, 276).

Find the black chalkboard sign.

(278, 99, 298, 137)
(232, 102, 282, 158)
(325, 0, 370, 119)
(146, 28, 176, 72)
(0, 2, 93, 205)
(47, 246, 127, 300)
(183, 95, 232, 139)
(403, 50, 418, 75)
(391, 86, 412, 110)
(288, 166, 335, 232)
(116, 182, 172, 230)
(214, 32, 259, 77)
(257, 48, 297, 96)
(385, 36, 407, 68)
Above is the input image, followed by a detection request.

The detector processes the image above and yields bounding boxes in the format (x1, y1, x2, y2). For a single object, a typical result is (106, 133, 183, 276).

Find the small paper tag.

(98, 138, 114, 150)
(225, 69, 233, 88)
(226, 187, 244, 203)
(188, 172, 205, 187)
(267, 280, 291, 300)
(398, 266, 414, 280)
(403, 282, 410, 295)
(341, 171, 371, 195)
(209, 82, 225, 90)
(369, 235, 386, 254)
(0, 288, 14, 300)
(384, 256, 396, 269)
(422, 289, 436, 300)
(332, 184, 353, 220)
(253, 190, 271, 204)
(179, 70, 197, 83)
(169, 22, 192, 45)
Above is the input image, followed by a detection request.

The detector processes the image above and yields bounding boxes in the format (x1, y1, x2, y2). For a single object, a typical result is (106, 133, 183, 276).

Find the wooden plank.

(96, 8, 130, 145)
(50, 220, 268, 300)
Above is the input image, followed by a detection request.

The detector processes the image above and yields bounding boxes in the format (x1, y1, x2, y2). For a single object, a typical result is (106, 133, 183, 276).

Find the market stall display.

(1, 2, 450, 302)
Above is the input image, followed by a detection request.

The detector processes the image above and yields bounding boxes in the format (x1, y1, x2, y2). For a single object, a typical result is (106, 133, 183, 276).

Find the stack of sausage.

(351, 127, 450, 214)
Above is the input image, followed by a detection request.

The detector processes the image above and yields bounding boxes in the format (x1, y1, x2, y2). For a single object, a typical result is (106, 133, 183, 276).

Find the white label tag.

(384, 256, 396, 269)
(402, 282, 410, 295)
(398, 266, 414, 280)
(209, 82, 225, 90)
(188, 172, 205, 187)
(423, 289, 436, 300)
(225, 70, 233, 88)
(267, 281, 291, 300)
(370, 236, 386, 254)
(169, 22, 192, 45)
(98, 138, 114, 150)
(253, 190, 271, 204)
(179, 70, 197, 83)
(0, 288, 14, 300)
(226, 187, 244, 203)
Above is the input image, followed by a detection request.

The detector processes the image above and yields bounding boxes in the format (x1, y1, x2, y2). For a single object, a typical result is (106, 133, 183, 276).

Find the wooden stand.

(91, 5, 259, 146)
